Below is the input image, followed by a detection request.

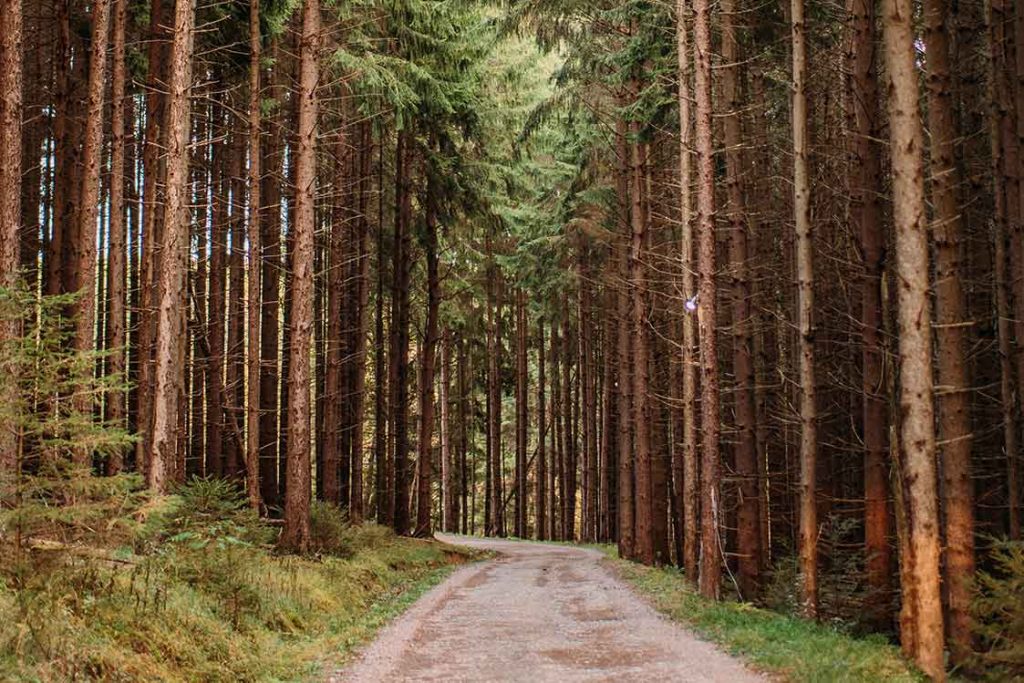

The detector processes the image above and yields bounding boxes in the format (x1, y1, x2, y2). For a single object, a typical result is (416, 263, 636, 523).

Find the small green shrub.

(310, 501, 353, 557)
(973, 539, 1024, 678)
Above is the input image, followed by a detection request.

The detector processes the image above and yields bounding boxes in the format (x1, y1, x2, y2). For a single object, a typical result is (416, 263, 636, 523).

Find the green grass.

(0, 480, 478, 683)
(602, 548, 924, 683)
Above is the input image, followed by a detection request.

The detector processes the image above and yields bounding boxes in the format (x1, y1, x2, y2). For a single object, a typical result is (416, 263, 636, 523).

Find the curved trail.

(334, 535, 764, 682)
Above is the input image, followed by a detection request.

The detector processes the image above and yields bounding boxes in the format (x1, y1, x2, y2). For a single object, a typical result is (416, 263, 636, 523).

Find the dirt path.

(334, 535, 765, 682)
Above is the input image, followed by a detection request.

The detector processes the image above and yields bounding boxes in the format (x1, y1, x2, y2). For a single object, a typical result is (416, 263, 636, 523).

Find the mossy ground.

(602, 548, 925, 683)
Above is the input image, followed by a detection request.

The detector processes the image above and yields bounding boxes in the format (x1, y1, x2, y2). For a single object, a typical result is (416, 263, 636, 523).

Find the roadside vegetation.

(603, 548, 924, 683)
(0, 475, 473, 682)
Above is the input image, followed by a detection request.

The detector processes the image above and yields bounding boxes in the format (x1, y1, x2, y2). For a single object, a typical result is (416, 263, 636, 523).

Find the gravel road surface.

(334, 535, 765, 682)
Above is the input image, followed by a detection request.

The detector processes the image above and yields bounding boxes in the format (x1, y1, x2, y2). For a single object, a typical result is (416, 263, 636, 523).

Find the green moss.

(603, 549, 924, 683)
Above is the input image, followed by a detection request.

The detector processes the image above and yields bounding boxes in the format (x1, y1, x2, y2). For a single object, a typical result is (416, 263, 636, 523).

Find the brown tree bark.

(458, 334, 469, 534)
(676, 0, 699, 581)
(847, 0, 890, 630)
(259, 39, 285, 508)
(245, 0, 263, 511)
(441, 329, 455, 532)
(694, 0, 722, 599)
(207, 111, 228, 479)
(281, 0, 320, 552)
(104, 0, 129, 473)
(792, 0, 819, 618)
(149, 0, 196, 492)
(515, 288, 528, 538)
(226, 135, 245, 479)
(322, 130, 349, 506)
(487, 248, 505, 537)
(883, 0, 947, 674)
(349, 121, 373, 523)
(374, 135, 389, 524)
(391, 128, 413, 535)
(0, 0, 23, 473)
(415, 156, 441, 538)
(722, 0, 760, 596)
(71, 0, 112, 465)
(135, 0, 168, 473)
(552, 318, 564, 540)
(561, 300, 575, 541)
(923, 0, 976, 663)
(615, 115, 635, 560)
(629, 127, 654, 566)
(537, 319, 548, 540)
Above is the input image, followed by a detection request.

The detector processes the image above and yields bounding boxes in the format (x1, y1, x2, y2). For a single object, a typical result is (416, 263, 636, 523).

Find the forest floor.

(0, 478, 478, 682)
(334, 535, 765, 682)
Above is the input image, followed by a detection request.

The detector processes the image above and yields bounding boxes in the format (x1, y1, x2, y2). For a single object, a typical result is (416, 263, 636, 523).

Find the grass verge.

(602, 548, 924, 682)
(0, 478, 478, 682)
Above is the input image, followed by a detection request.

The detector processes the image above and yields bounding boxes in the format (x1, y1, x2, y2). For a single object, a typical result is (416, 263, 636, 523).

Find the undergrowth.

(602, 547, 924, 683)
(0, 477, 474, 682)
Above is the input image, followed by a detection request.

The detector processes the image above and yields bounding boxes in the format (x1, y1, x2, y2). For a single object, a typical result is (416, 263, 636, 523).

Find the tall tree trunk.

(883, 0, 947, 674)
(415, 158, 440, 538)
(135, 0, 168, 473)
(537, 319, 548, 540)
(987, 0, 1019, 541)
(722, 0, 760, 598)
(629, 128, 654, 566)
(923, 0, 976, 663)
(207, 111, 227, 479)
(391, 128, 413, 535)
(349, 121, 373, 524)
(615, 116, 635, 560)
(105, 0, 129, 473)
(188, 106, 208, 479)
(459, 335, 469, 534)
(792, 0, 819, 618)
(1012, 0, 1024, 535)
(552, 318, 563, 540)
(487, 252, 505, 537)
(149, 0, 195, 492)
(441, 329, 454, 532)
(259, 39, 284, 508)
(694, 0, 722, 599)
(281, 0, 319, 552)
(71, 0, 112, 465)
(322, 130, 348, 506)
(244, 0, 262, 511)
(848, 0, 890, 630)
(0, 0, 23, 473)
(226, 136, 245, 479)
(676, 0, 699, 580)
(374, 135, 389, 524)
(515, 289, 528, 538)
(561, 300, 575, 541)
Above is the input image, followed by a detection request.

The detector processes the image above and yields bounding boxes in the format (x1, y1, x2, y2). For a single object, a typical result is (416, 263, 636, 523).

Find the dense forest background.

(1, 0, 1024, 679)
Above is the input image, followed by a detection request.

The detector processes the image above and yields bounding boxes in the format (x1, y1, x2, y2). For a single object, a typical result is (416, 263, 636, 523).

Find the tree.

(882, 0, 946, 674)
(0, 0, 23, 473)
(846, 0, 889, 630)
(694, 0, 722, 600)
(104, 0, 129, 473)
(722, 0, 760, 598)
(415, 147, 441, 538)
(923, 0, 975, 662)
(71, 0, 112, 465)
(675, 0, 699, 582)
(149, 0, 197, 492)
(791, 0, 818, 619)
(281, 0, 320, 552)
(245, 0, 263, 511)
